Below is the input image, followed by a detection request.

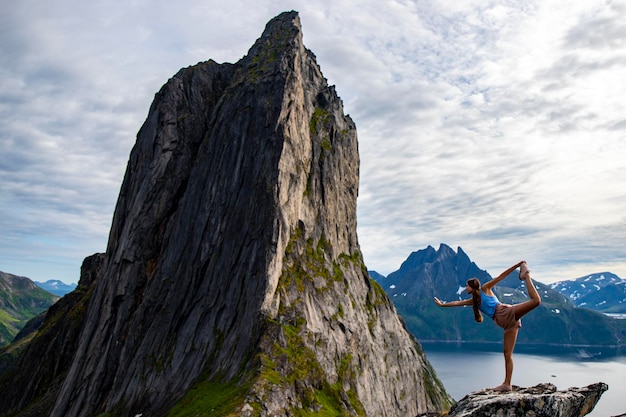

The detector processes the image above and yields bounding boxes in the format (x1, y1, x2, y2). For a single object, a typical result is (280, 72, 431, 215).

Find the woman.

(434, 261, 541, 392)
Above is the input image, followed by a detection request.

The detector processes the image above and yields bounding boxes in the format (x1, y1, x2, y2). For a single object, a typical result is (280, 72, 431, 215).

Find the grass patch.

(255, 318, 366, 416)
(270, 229, 370, 415)
(300, 388, 344, 417)
(310, 107, 330, 136)
(167, 379, 251, 417)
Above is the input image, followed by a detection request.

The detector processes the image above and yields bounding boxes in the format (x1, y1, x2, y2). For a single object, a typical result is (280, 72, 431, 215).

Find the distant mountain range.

(549, 272, 626, 313)
(35, 280, 77, 297)
(371, 244, 626, 347)
(0, 272, 59, 347)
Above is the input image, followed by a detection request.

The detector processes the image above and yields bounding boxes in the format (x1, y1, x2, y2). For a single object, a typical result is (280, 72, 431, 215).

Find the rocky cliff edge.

(418, 382, 608, 417)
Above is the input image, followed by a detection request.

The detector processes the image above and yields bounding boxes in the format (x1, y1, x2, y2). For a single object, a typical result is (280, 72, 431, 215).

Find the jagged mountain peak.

(0, 11, 451, 417)
(399, 244, 473, 271)
(246, 10, 301, 58)
(385, 244, 490, 300)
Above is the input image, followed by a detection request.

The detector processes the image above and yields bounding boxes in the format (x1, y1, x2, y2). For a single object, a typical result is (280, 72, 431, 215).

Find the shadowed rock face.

(440, 383, 608, 417)
(0, 10, 452, 417)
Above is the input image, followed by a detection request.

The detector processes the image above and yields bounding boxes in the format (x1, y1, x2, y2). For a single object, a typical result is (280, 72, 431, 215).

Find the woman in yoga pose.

(434, 261, 541, 391)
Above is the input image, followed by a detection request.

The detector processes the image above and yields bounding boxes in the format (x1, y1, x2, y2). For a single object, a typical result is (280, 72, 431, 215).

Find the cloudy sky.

(1, 0, 625, 284)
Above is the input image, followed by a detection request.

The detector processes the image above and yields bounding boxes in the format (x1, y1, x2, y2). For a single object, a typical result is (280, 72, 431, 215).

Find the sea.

(421, 342, 626, 417)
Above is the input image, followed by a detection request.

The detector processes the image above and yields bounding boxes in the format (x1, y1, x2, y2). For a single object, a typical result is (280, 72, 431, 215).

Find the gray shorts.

(493, 304, 522, 333)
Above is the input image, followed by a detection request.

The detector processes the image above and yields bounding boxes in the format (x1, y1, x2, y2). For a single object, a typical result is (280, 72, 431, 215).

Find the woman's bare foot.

(519, 262, 530, 281)
(492, 383, 512, 392)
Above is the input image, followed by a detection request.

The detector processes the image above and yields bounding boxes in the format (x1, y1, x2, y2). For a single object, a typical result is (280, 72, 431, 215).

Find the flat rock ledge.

(419, 382, 609, 417)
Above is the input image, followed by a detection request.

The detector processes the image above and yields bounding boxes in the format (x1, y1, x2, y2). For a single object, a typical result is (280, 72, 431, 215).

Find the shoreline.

(418, 340, 626, 348)
(419, 340, 626, 360)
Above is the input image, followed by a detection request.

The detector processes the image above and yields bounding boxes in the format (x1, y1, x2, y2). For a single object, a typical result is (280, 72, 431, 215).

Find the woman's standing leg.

(495, 263, 541, 391)
(494, 327, 518, 391)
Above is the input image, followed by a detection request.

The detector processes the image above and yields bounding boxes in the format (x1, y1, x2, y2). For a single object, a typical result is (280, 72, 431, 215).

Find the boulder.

(443, 382, 608, 417)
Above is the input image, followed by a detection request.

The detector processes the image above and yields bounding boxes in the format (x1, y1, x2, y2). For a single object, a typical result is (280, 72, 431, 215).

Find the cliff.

(440, 382, 608, 417)
(0, 11, 452, 417)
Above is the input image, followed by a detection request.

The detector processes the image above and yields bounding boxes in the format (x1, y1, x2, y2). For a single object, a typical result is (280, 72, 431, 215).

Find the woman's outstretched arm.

(434, 297, 473, 307)
(481, 261, 525, 292)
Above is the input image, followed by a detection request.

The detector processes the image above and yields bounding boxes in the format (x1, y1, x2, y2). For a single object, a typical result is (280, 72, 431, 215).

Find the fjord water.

(423, 343, 626, 417)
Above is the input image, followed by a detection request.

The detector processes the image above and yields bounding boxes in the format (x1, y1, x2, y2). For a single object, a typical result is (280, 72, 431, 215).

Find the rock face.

(0, 11, 452, 417)
(444, 383, 608, 417)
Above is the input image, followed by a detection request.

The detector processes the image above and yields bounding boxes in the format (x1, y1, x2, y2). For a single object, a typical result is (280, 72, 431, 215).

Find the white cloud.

(1, 0, 625, 284)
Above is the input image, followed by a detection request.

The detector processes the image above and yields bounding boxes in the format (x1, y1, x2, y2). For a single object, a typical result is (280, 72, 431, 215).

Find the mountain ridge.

(372, 244, 626, 347)
(550, 272, 626, 313)
(35, 280, 77, 296)
(371, 251, 626, 316)
(0, 271, 59, 347)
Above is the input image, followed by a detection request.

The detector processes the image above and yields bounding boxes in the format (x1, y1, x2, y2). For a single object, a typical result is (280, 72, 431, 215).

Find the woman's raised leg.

(512, 264, 541, 320)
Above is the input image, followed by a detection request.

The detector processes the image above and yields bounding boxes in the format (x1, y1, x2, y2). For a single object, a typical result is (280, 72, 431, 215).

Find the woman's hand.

(487, 260, 528, 289)
(434, 297, 472, 307)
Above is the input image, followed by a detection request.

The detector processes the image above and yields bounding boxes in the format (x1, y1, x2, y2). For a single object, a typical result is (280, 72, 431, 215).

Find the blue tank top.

(479, 291, 500, 318)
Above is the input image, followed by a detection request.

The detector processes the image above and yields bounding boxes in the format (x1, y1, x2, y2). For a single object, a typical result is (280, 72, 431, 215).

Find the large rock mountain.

(0, 11, 452, 417)
(374, 244, 626, 346)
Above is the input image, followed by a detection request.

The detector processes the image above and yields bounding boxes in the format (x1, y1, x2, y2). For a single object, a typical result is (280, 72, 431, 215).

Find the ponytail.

(467, 278, 483, 323)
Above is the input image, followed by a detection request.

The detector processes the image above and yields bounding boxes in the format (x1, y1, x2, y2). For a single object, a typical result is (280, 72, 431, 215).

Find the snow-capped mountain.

(549, 272, 626, 313)
(34, 280, 77, 297)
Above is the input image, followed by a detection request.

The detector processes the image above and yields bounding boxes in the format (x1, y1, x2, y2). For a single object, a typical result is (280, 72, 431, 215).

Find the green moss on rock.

(167, 379, 252, 417)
